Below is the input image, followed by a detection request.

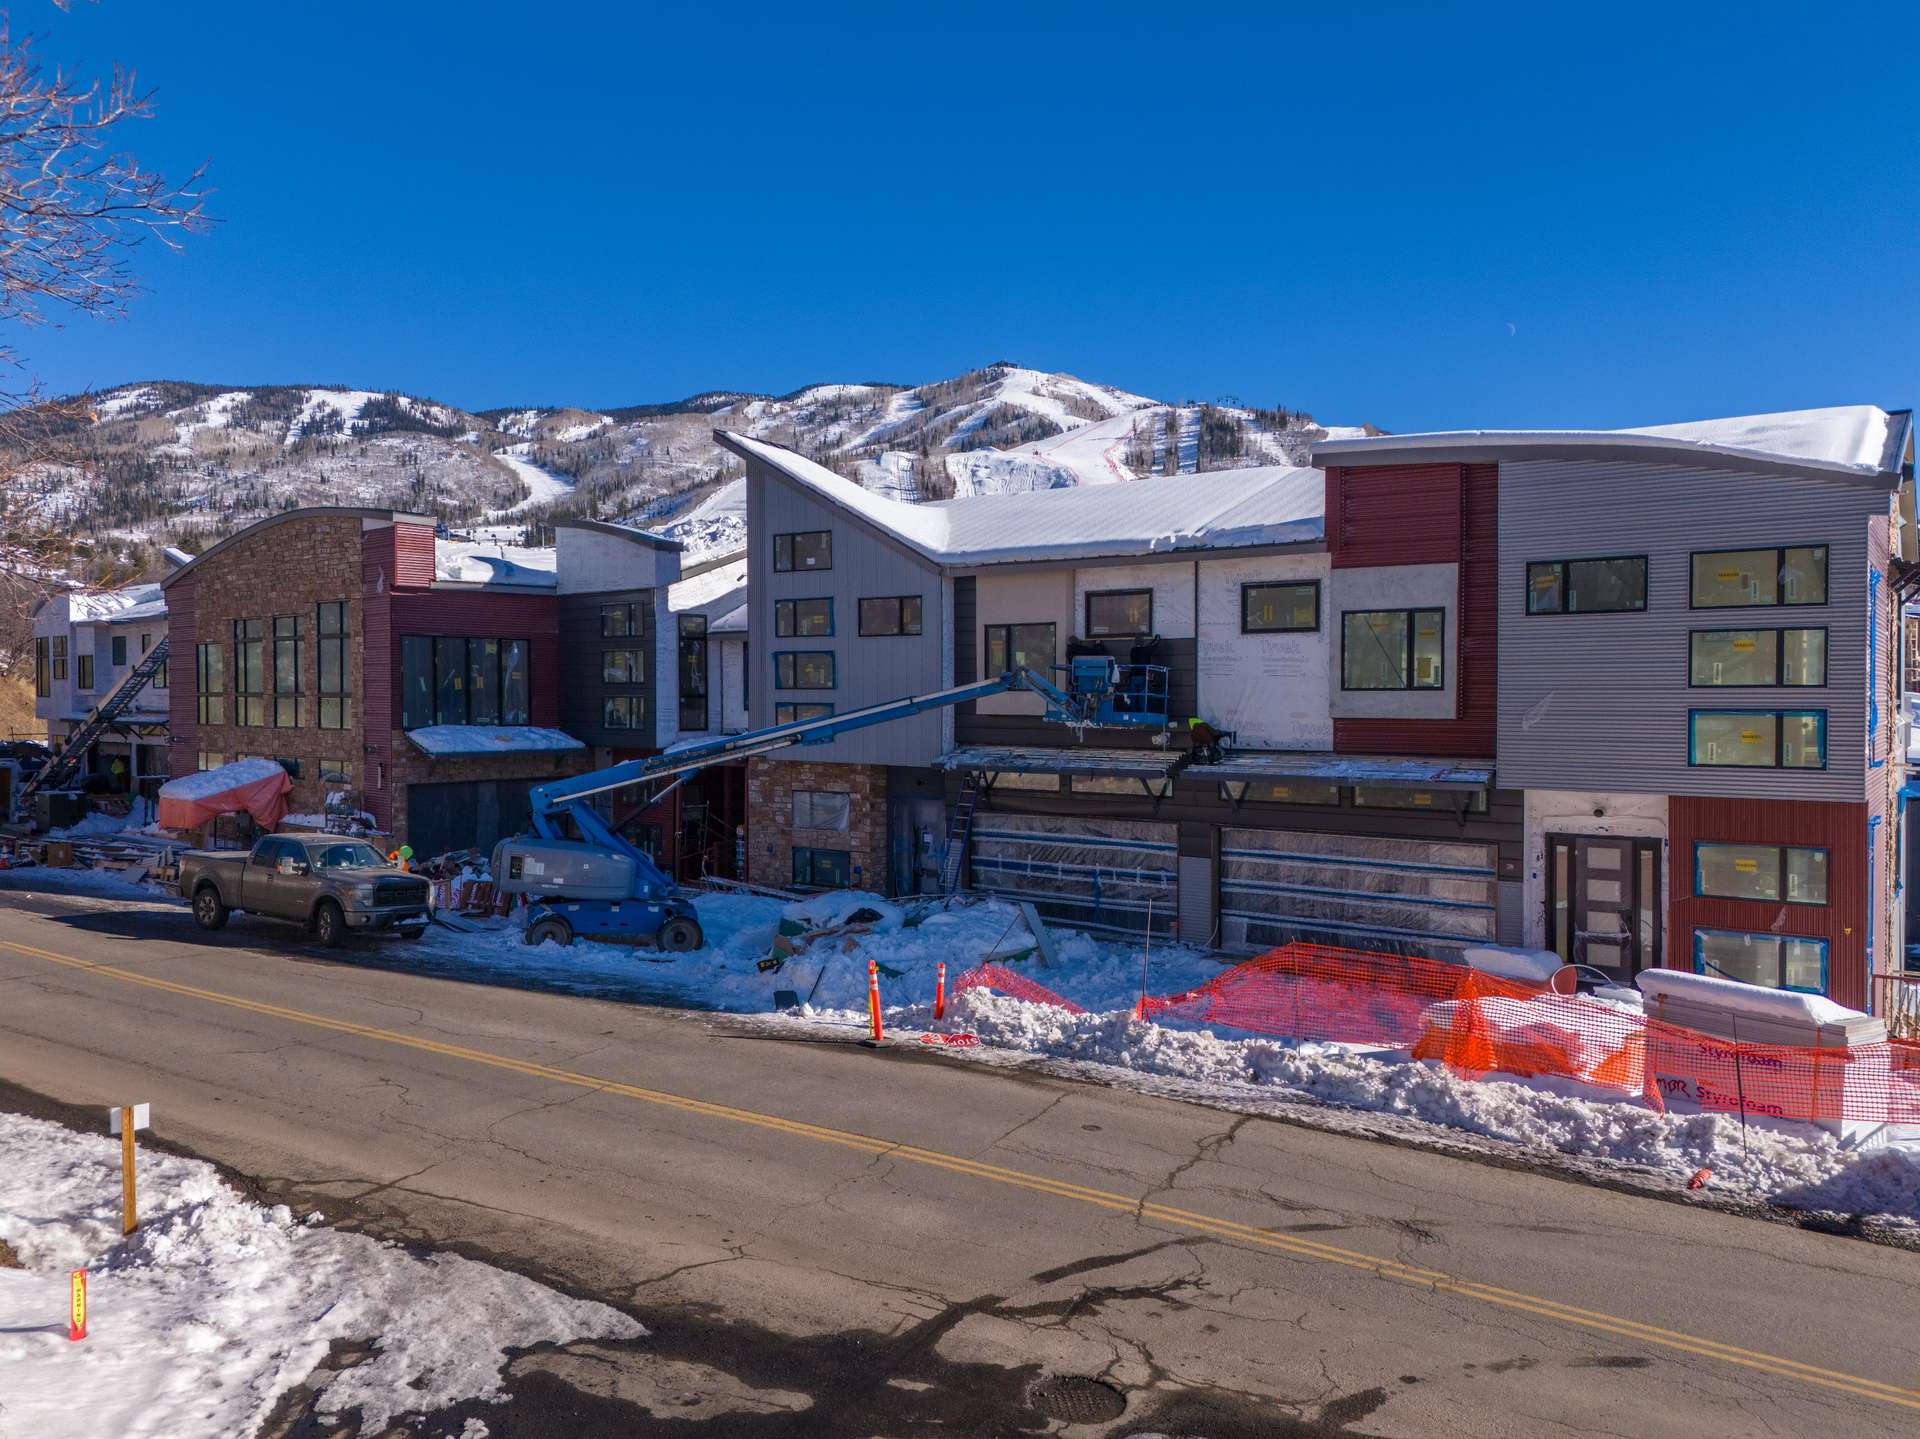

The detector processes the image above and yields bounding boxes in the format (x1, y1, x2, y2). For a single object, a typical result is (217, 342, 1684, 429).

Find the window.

(1526, 556, 1648, 614)
(984, 622, 1056, 676)
(602, 648, 643, 684)
(1228, 780, 1341, 805)
(1689, 710, 1826, 769)
(775, 702, 834, 724)
(1693, 929, 1827, 994)
(154, 654, 169, 690)
(793, 789, 851, 830)
(600, 602, 636, 638)
(233, 619, 265, 726)
(75, 653, 93, 692)
(51, 635, 66, 680)
(1691, 546, 1828, 608)
(272, 616, 302, 728)
(679, 615, 708, 731)
(774, 651, 834, 689)
(774, 597, 834, 637)
(320, 761, 353, 786)
(1694, 843, 1828, 904)
(401, 636, 434, 729)
(195, 642, 225, 725)
(464, 638, 499, 724)
(1341, 609, 1444, 690)
(773, 530, 832, 572)
(140, 632, 152, 654)
(792, 846, 852, 888)
(501, 640, 529, 725)
(1241, 582, 1319, 633)
(34, 637, 48, 697)
(111, 634, 127, 667)
(987, 771, 1060, 791)
(858, 595, 923, 636)
(1085, 589, 1152, 638)
(317, 601, 350, 730)
(1689, 628, 1826, 687)
(196, 751, 224, 771)
(603, 695, 637, 729)
(402, 636, 530, 728)
(1070, 774, 1173, 798)
(1351, 784, 1489, 812)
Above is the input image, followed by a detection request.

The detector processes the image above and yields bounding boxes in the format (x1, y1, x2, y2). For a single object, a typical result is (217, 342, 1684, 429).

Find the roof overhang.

(1187, 753, 1492, 792)
(405, 725, 585, 758)
(1313, 431, 1903, 486)
(553, 517, 683, 552)
(937, 745, 1179, 779)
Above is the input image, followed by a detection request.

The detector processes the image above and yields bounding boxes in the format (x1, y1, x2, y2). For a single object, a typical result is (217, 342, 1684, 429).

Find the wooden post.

(120, 1106, 137, 1235)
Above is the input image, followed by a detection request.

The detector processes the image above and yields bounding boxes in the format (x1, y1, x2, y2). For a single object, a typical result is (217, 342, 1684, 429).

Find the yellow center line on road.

(6, 932, 1919, 1413)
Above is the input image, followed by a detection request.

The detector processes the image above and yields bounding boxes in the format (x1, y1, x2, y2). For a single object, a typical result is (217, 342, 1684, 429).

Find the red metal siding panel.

(166, 577, 195, 776)
(394, 522, 436, 591)
(360, 531, 395, 830)
(1327, 464, 1464, 568)
(1332, 462, 1498, 759)
(1667, 795, 1869, 1010)
(388, 592, 564, 727)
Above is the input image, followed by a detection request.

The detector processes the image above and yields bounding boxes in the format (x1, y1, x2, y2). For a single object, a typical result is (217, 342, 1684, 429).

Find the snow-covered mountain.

(7, 364, 1363, 563)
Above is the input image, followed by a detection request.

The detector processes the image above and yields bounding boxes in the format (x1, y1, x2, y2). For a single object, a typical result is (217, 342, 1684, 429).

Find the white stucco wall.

(1072, 561, 1197, 641)
(1195, 553, 1331, 749)
(1520, 788, 1671, 951)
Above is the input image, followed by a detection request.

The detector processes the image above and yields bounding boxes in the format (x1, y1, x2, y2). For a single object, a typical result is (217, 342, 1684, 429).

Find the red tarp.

(157, 758, 291, 832)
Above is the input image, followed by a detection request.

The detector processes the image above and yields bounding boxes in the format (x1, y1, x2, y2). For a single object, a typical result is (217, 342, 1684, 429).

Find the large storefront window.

(402, 636, 531, 728)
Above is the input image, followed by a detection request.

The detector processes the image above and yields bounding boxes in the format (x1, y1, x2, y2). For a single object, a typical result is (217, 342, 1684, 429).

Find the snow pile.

(156, 757, 285, 802)
(942, 989, 1920, 1219)
(0, 1111, 642, 1438)
(406, 725, 584, 757)
(433, 538, 558, 588)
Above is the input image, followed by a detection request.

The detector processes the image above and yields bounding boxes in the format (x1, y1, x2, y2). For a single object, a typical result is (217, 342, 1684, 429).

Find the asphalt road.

(2, 881, 1917, 1438)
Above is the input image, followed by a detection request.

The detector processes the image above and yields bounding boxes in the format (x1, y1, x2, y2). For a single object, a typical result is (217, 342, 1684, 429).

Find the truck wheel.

(192, 886, 229, 932)
(313, 899, 347, 949)
(525, 917, 572, 948)
(659, 916, 703, 953)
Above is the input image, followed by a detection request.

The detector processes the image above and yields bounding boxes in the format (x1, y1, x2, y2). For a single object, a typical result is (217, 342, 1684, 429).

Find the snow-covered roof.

(432, 539, 558, 589)
(66, 583, 166, 624)
(668, 553, 747, 622)
(717, 432, 1323, 566)
(1313, 405, 1912, 482)
(405, 725, 584, 757)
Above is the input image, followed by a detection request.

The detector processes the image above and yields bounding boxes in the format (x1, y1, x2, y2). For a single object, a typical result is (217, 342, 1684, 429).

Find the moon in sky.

(1506, 322, 1517, 336)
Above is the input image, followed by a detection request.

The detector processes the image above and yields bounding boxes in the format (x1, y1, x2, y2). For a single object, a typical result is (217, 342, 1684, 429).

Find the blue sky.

(20, 2, 1920, 431)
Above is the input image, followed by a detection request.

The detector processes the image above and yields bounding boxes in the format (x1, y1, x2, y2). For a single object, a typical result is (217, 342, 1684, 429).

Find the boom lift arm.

(494, 660, 1167, 950)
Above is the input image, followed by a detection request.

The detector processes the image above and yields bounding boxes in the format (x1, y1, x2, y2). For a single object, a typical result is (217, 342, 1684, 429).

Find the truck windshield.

(313, 843, 388, 871)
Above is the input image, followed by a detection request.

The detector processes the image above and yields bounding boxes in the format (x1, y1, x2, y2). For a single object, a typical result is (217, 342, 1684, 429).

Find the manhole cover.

(1029, 1374, 1127, 1423)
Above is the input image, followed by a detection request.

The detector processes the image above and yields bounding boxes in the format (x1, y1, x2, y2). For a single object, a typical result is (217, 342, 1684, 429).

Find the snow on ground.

(433, 537, 558, 587)
(487, 444, 577, 516)
(11, 865, 1917, 1234)
(1008, 407, 1154, 484)
(0, 1110, 641, 1439)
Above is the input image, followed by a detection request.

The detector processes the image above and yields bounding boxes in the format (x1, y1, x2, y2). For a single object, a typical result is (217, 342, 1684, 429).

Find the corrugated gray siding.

(1496, 458, 1887, 801)
(746, 455, 946, 765)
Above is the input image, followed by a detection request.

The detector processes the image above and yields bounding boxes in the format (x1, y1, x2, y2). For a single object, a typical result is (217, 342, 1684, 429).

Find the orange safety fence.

(952, 942, 1920, 1130)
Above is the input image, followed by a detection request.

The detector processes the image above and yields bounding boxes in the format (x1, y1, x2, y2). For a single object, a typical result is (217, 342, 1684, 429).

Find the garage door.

(1219, 826, 1496, 954)
(405, 779, 535, 862)
(969, 813, 1177, 939)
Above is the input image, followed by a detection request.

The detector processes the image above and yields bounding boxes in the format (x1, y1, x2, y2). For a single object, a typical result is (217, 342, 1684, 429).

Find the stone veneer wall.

(746, 756, 888, 891)
(171, 513, 368, 817)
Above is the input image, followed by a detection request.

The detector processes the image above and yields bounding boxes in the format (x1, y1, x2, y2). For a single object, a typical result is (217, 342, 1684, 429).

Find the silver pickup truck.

(178, 834, 433, 947)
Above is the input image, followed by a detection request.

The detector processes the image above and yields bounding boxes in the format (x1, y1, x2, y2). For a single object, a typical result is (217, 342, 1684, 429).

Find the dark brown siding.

(1331, 462, 1498, 759)
(558, 590, 657, 747)
(166, 576, 195, 776)
(1667, 795, 1869, 1009)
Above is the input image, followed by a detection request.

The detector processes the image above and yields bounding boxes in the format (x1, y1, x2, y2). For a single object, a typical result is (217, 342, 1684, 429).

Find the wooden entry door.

(1547, 834, 1662, 983)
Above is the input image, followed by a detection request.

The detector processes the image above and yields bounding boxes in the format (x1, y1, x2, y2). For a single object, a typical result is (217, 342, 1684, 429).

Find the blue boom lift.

(491, 658, 1169, 949)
